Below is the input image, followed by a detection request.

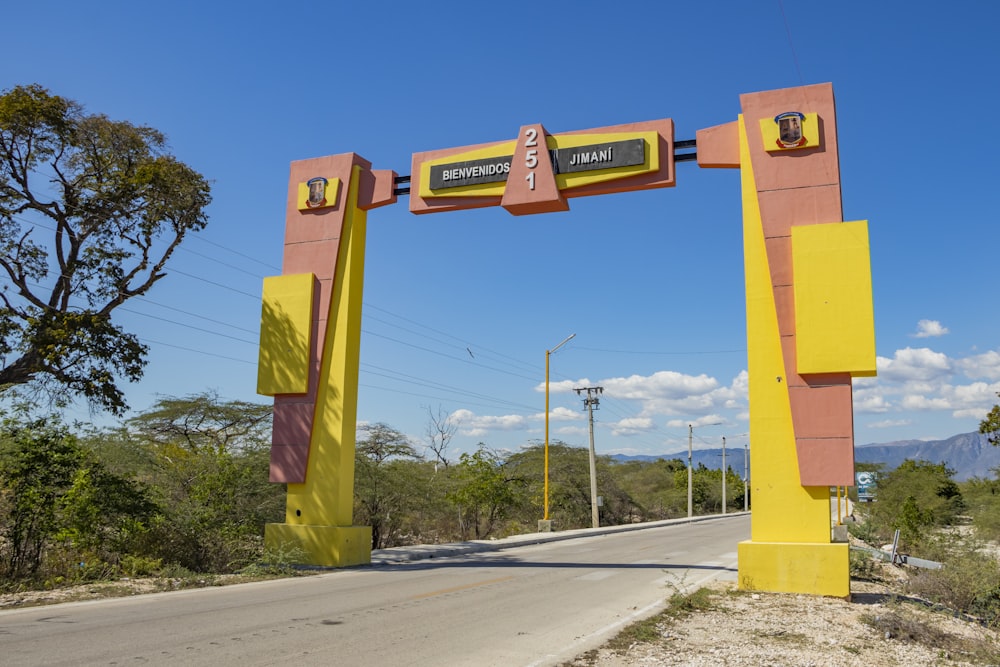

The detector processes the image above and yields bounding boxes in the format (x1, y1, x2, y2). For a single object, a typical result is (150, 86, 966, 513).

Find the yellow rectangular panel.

(257, 273, 315, 396)
(759, 112, 819, 152)
(792, 221, 876, 377)
(297, 177, 341, 211)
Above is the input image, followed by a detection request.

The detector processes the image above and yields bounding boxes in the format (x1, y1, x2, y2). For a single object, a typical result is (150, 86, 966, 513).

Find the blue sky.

(4, 1, 999, 459)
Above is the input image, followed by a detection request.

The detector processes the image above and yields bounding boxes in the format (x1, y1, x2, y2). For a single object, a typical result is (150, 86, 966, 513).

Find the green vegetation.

(0, 394, 283, 589)
(980, 392, 1000, 445)
(0, 397, 753, 589)
(2, 389, 997, 630)
(851, 459, 964, 549)
(849, 450, 1000, 629)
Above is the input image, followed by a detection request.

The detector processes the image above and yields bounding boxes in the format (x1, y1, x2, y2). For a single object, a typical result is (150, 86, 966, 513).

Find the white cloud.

(450, 409, 528, 436)
(666, 414, 725, 429)
(947, 381, 1000, 405)
(912, 319, 949, 338)
(853, 393, 891, 413)
(601, 370, 718, 401)
(957, 350, 1000, 381)
(952, 407, 991, 420)
(877, 347, 952, 383)
(452, 345, 998, 448)
(610, 417, 655, 436)
(730, 370, 749, 395)
(596, 370, 746, 424)
(534, 378, 593, 394)
(900, 395, 951, 411)
(547, 406, 582, 422)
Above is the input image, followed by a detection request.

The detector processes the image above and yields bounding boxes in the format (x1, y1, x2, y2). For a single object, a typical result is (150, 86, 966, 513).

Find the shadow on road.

(365, 554, 737, 574)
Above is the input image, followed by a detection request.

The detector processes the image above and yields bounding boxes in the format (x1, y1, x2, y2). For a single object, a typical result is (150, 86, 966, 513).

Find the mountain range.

(616, 432, 1000, 482)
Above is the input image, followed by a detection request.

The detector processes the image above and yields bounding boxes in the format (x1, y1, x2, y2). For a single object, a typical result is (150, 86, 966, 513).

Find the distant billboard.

(856, 471, 877, 501)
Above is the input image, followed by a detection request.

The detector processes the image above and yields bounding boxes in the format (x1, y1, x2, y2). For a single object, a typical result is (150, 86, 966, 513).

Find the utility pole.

(721, 436, 727, 515)
(687, 421, 722, 520)
(574, 386, 603, 528)
(687, 424, 693, 519)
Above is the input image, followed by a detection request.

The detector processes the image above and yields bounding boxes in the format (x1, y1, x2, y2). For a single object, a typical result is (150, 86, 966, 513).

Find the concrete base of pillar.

(265, 523, 372, 568)
(738, 540, 849, 598)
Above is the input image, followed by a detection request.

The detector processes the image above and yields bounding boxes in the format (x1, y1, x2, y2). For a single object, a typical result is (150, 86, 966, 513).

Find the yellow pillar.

(264, 164, 372, 567)
(736, 116, 848, 597)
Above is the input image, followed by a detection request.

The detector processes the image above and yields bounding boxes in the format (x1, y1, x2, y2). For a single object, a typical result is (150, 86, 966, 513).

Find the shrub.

(906, 541, 1000, 627)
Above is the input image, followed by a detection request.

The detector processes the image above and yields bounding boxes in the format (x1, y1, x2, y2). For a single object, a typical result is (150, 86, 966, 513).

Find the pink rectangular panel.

(696, 121, 739, 169)
(788, 383, 854, 439)
(358, 169, 398, 210)
(272, 400, 314, 446)
(757, 185, 845, 240)
(764, 236, 793, 287)
(738, 83, 841, 194)
(282, 239, 342, 279)
(269, 444, 310, 483)
(795, 437, 855, 487)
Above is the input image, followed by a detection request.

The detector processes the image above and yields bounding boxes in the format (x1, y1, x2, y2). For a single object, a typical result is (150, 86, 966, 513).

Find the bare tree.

(424, 405, 456, 470)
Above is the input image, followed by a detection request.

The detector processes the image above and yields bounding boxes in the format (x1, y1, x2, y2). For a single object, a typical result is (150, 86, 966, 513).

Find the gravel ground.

(568, 575, 1000, 667)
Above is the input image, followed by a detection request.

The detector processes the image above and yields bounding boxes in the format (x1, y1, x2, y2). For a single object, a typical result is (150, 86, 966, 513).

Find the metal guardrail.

(850, 529, 943, 569)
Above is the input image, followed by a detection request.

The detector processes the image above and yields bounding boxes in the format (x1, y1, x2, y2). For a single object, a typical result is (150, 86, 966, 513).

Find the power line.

(133, 296, 258, 335)
(361, 329, 537, 382)
(364, 302, 539, 374)
(118, 306, 258, 345)
(138, 336, 255, 365)
(778, 0, 806, 85)
(575, 345, 746, 356)
(361, 362, 538, 413)
(187, 234, 281, 273)
(167, 268, 259, 299)
(175, 244, 269, 279)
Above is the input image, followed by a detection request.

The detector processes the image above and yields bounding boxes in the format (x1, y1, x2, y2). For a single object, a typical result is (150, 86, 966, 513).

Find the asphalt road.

(1, 514, 749, 666)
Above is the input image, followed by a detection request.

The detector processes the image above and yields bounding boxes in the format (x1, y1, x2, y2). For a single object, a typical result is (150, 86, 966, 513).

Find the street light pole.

(543, 333, 575, 528)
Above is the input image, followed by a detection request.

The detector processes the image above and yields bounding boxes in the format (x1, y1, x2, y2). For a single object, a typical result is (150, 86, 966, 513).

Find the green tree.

(960, 467, 1000, 542)
(126, 391, 272, 454)
(0, 415, 82, 578)
(860, 459, 964, 548)
(504, 442, 640, 530)
(0, 412, 156, 581)
(0, 84, 211, 414)
(354, 422, 424, 549)
(980, 393, 1000, 445)
(124, 393, 281, 572)
(612, 458, 687, 520)
(448, 446, 525, 539)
